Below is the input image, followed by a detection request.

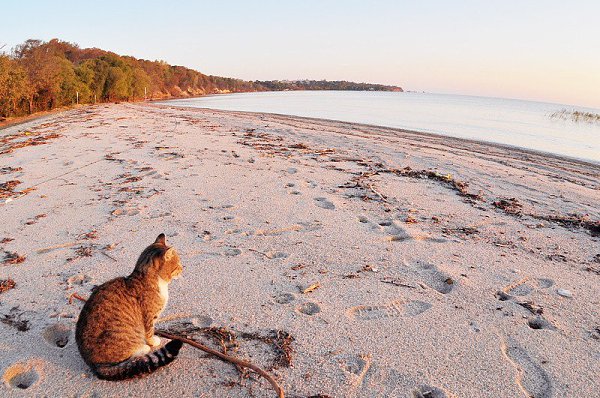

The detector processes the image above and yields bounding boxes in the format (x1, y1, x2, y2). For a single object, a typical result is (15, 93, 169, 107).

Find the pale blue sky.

(2, 0, 599, 108)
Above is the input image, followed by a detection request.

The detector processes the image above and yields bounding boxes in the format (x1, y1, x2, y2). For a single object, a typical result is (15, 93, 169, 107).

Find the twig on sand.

(502, 276, 530, 294)
(155, 330, 285, 398)
(68, 294, 286, 398)
(68, 292, 88, 304)
(100, 250, 118, 262)
(248, 248, 270, 257)
(367, 184, 389, 203)
(37, 241, 85, 254)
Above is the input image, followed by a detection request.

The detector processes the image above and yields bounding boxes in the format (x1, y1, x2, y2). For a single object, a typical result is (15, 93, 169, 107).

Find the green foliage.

(0, 38, 402, 118)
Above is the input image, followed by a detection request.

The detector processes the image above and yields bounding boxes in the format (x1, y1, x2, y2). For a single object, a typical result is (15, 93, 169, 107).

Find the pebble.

(557, 288, 573, 298)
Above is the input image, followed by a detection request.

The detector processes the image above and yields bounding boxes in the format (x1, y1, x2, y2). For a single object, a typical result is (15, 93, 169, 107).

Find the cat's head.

(134, 233, 183, 281)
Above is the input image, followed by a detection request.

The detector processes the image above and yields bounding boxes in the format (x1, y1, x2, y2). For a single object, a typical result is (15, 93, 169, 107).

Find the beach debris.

(362, 264, 379, 273)
(0, 131, 61, 155)
(2, 251, 26, 265)
(74, 246, 93, 257)
(405, 215, 418, 224)
(0, 166, 22, 175)
(0, 237, 14, 244)
(534, 213, 600, 237)
(442, 226, 479, 236)
(584, 264, 600, 275)
(0, 180, 22, 199)
(77, 230, 98, 240)
(0, 278, 16, 294)
(380, 277, 415, 288)
(239, 329, 295, 369)
(36, 241, 84, 254)
(300, 282, 321, 294)
(517, 301, 544, 315)
(501, 276, 530, 294)
(557, 288, 573, 298)
(1, 307, 30, 331)
(66, 274, 91, 288)
(68, 292, 88, 304)
(495, 291, 512, 301)
(156, 329, 286, 398)
(493, 198, 523, 215)
(388, 166, 482, 201)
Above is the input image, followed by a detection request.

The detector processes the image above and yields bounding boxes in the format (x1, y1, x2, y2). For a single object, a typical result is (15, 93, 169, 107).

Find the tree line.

(0, 39, 402, 119)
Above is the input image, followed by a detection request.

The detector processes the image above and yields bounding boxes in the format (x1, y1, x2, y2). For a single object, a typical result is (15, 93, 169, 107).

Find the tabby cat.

(75, 233, 183, 380)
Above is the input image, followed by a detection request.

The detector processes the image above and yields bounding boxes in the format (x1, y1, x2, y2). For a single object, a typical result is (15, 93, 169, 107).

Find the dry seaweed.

(0, 167, 22, 175)
(493, 198, 523, 214)
(0, 131, 61, 155)
(387, 166, 483, 201)
(0, 278, 16, 294)
(239, 330, 295, 369)
(0, 307, 30, 331)
(2, 251, 26, 265)
(0, 180, 22, 199)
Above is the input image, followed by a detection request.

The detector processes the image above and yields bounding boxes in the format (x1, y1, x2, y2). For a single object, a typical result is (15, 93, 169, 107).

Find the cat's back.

(76, 277, 144, 364)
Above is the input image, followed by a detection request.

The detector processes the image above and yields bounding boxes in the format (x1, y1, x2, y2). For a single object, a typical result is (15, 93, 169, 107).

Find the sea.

(162, 91, 600, 163)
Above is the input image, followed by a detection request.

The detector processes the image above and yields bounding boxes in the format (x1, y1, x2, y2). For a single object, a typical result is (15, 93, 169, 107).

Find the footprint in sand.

(314, 197, 335, 210)
(275, 293, 295, 304)
(222, 247, 242, 257)
(348, 300, 431, 321)
(527, 316, 556, 331)
(3, 361, 41, 390)
(412, 385, 452, 398)
(504, 277, 556, 297)
(297, 302, 321, 315)
(502, 339, 552, 398)
(408, 260, 455, 294)
(42, 323, 71, 348)
(336, 353, 372, 387)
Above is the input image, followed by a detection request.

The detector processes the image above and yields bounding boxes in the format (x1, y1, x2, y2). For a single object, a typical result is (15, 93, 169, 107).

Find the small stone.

(557, 288, 573, 298)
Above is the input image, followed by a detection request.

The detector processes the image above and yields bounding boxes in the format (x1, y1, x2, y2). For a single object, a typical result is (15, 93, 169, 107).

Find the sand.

(0, 102, 598, 398)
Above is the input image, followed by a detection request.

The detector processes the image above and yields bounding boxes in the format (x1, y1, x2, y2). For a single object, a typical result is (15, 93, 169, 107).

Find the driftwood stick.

(68, 294, 284, 398)
(155, 330, 285, 398)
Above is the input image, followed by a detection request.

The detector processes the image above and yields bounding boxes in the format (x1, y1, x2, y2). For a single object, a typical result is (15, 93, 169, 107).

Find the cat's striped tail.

(93, 339, 183, 380)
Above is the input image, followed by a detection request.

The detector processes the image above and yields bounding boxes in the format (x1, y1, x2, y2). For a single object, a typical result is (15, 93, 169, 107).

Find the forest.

(0, 39, 402, 119)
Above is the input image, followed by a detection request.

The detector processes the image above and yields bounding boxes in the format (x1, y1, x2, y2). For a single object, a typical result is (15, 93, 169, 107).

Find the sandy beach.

(0, 103, 598, 397)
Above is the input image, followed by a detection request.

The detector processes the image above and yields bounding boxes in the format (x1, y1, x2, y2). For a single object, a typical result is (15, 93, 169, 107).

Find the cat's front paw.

(148, 335, 161, 347)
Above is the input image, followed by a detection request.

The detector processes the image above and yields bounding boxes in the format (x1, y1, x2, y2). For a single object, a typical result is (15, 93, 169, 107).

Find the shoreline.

(0, 103, 598, 397)
(156, 101, 600, 167)
(153, 103, 600, 171)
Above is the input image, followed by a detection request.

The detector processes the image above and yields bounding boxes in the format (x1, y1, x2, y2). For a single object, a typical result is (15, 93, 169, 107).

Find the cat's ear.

(155, 233, 166, 245)
(164, 247, 175, 261)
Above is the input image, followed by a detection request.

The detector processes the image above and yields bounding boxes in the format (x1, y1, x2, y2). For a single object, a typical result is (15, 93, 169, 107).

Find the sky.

(2, 0, 599, 109)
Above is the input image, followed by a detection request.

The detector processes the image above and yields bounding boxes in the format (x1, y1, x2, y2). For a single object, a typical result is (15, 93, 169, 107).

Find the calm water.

(163, 91, 600, 163)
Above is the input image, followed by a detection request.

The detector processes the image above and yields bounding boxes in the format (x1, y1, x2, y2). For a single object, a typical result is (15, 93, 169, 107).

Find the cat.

(75, 233, 183, 380)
